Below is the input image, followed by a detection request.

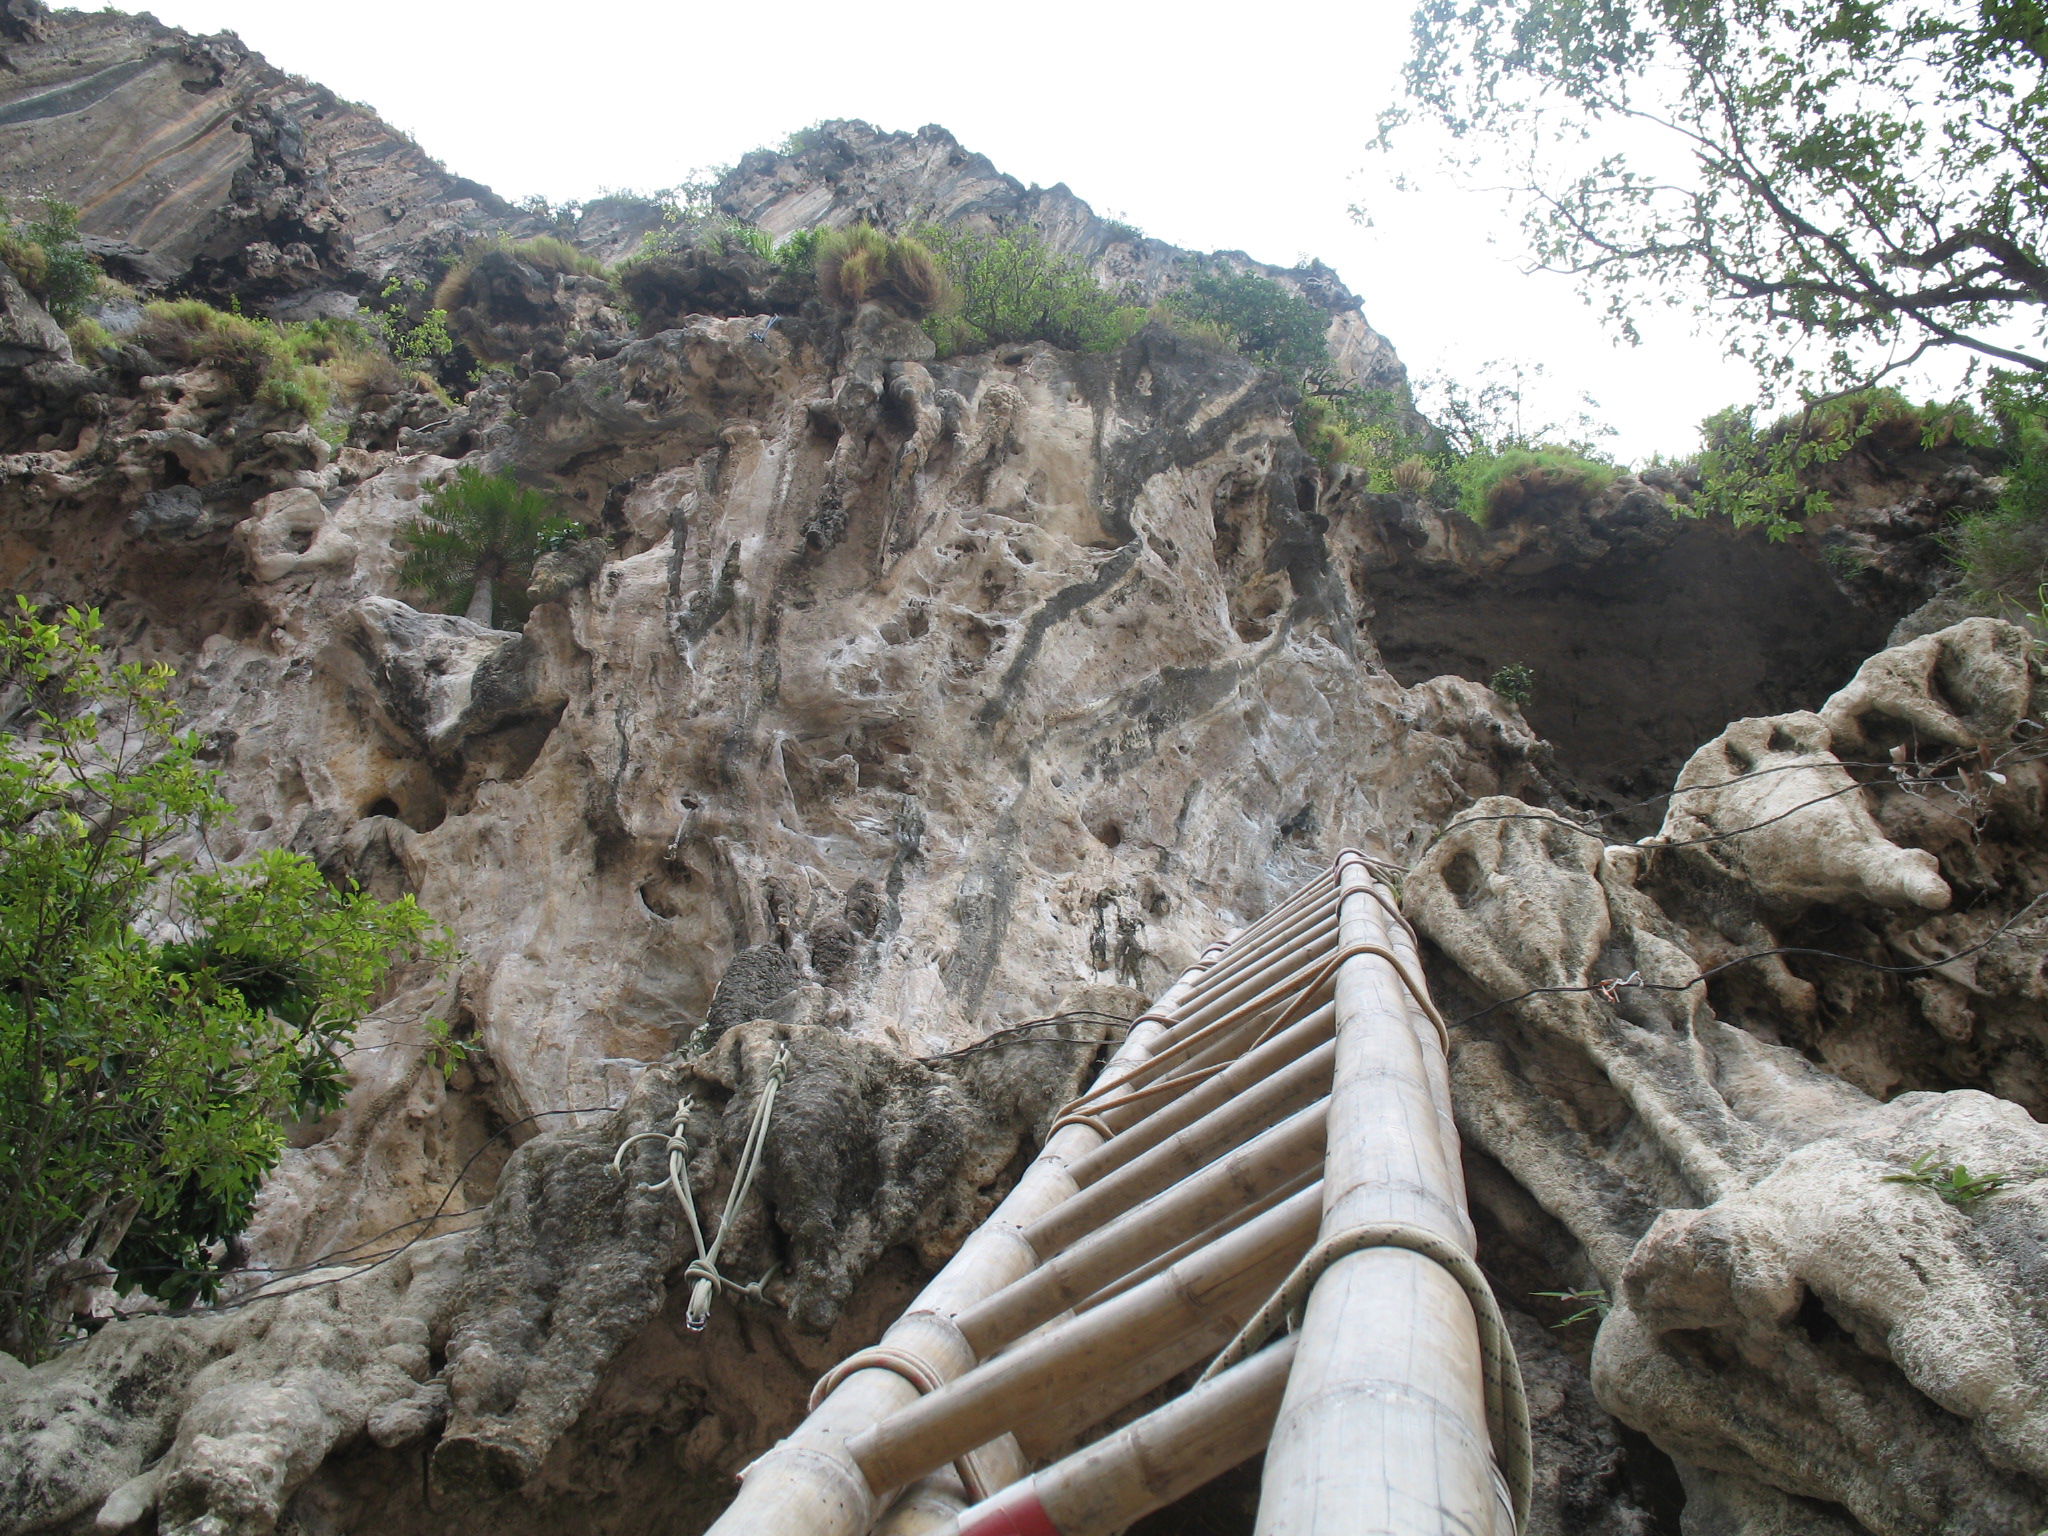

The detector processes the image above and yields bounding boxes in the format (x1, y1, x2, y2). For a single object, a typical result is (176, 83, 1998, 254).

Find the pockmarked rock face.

(1, 17, 2042, 1533)
(1408, 617, 2048, 1536)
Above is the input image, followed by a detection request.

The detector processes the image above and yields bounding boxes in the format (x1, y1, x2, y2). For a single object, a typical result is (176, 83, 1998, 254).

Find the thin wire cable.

(1449, 891, 2048, 1029)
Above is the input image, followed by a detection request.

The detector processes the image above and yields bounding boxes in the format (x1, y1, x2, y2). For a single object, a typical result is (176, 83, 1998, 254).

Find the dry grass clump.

(434, 234, 607, 313)
(816, 224, 951, 317)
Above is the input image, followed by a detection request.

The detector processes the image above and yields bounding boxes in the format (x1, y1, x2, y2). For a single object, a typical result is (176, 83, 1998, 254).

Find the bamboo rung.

(961, 1103, 1328, 1353)
(848, 1185, 1324, 1498)
(958, 1340, 1298, 1536)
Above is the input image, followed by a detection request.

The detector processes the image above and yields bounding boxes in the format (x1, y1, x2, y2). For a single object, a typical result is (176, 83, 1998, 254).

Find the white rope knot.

(610, 1041, 792, 1332)
(1595, 971, 1643, 1003)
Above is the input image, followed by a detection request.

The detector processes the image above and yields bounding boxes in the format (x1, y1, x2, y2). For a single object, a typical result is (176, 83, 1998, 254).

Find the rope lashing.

(610, 1041, 791, 1332)
(807, 1343, 996, 1501)
(1199, 1221, 1533, 1534)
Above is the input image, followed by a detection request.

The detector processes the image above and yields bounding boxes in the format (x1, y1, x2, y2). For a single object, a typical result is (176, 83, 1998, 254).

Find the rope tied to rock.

(610, 1040, 791, 1332)
(1198, 1220, 1534, 1534)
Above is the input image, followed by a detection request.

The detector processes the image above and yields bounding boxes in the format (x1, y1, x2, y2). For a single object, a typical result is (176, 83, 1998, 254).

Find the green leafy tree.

(0, 197, 99, 325)
(0, 601, 448, 1358)
(397, 466, 564, 629)
(1383, 0, 2048, 392)
(1164, 267, 1332, 374)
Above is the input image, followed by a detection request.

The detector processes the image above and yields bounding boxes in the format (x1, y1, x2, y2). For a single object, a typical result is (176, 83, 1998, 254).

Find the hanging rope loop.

(610, 1040, 792, 1332)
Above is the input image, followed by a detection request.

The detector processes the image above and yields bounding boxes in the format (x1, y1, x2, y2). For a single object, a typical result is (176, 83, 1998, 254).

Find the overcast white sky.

(130, 0, 1797, 462)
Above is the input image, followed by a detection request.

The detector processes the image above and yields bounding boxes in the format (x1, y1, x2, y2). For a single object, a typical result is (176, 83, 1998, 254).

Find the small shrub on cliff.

(1293, 386, 1435, 480)
(370, 275, 457, 372)
(1694, 389, 1986, 540)
(916, 225, 1143, 355)
(1489, 662, 1536, 706)
(136, 300, 339, 422)
(0, 197, 99, 325)
(397, 466, 563, 629)
(1937, 373, 2048, 613)
(1162, 265, 1330, 374)
(0, 601, 449, 1358)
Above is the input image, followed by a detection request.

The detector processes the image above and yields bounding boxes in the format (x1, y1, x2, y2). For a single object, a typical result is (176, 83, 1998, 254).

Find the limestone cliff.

(0, 9, 2042, 1536)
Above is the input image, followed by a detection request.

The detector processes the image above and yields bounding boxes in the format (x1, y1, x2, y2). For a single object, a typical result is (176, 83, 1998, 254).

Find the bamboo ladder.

(702, 851, 1530, 1536)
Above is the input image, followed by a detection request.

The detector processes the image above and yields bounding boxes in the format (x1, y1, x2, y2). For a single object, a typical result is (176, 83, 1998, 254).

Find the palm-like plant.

(396, 467, 563, 629)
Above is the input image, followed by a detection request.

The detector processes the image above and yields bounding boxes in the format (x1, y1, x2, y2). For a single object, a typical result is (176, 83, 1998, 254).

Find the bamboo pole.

(961, 1103, 1327, 1352)
(701, 953, 1220, 1536)
(942, 1340, 1299, 1536)
(1072, 908, 1339, 1108)
(1063, 1002, 1336, 1180)
(1072, 1164, 1320, 1316)
(848, 1184, 1323, 1497)
(1254, 854, 1496, 1536)
(1008, 1200, 1314, 1462)
(1026, 1045, 1334, 1260)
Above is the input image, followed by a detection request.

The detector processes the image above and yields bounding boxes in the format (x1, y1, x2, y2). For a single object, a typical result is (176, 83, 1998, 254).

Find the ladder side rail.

(701, 950, 1222, 1536)
(1255, 853, 1498, 1536)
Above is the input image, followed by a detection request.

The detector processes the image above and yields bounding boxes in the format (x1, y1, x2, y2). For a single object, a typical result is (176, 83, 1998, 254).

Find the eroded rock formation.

(0, 12, 2042, 1536)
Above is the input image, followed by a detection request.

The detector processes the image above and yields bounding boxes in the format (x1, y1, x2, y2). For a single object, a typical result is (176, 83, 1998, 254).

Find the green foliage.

(1694, 389, 1985, 538)
(397, 466, 562, 629)
(778, 122, 828, 157)
(1489, 662, 1536, 706)
(371, 276, 457, 372)
(1949, 373, 2048, 608)
(916, 225, 1145, 356)
(814, 224, 951, 319)
(1384, 0, 2048, 391)
(1163, 266, 1330, 374)
(0, 197, 100, 324)
(534, 516, 588, 553)
(1454, 445, 1617, 526)
(772, 226, 821, 280)
(0, 601, 448, 1356)
(1294, 387, 1434, 480)
(63, 315, 113, 363)
(1882, 1150, 2017, 1209)
(134, 300, 389, 425)
(1531, 1287, 1609, 1327)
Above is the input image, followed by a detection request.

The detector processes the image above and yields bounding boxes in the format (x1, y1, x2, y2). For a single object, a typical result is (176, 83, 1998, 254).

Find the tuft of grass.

(64, 315, 114, 363)
(1391, 454, 1438, 496)
(434, 234, 606, 313)
(1454, 445, 1617, 526)
(816, 224, 952, 318)
(1531, 1287, 1610, 1327)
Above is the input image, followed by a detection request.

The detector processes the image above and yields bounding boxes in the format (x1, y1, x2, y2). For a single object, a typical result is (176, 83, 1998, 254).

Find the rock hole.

(248, 813, 273, 832)
(364, 796, 402, 820)
(1096, 822, 1123, 850)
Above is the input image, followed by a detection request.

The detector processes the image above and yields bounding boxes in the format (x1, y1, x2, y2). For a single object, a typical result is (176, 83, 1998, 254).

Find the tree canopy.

(1382, 0, 2048, 395)
(0, 602, 449, 1357)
